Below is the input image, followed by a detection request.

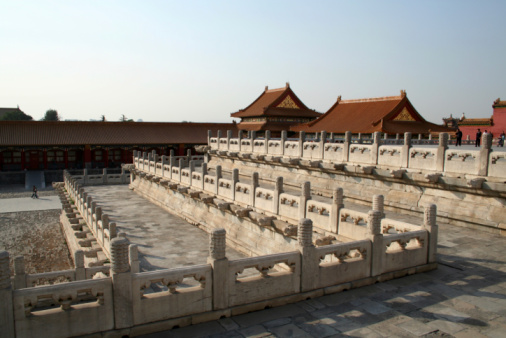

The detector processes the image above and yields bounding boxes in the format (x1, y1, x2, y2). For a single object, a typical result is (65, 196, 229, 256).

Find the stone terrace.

(141, 221, 506, 338)
(83, 185, 246, 271)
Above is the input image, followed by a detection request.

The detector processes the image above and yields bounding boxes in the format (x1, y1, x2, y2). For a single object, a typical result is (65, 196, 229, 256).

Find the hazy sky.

(1, 1, 505, 123)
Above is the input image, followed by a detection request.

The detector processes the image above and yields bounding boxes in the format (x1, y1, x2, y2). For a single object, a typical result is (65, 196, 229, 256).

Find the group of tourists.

(454, 128, 505, 147)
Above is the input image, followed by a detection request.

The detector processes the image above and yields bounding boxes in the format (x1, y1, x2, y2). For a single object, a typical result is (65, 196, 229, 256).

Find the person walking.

(500, 131, 505, 147)
(455, 129, 463, 146)
(475, 129, 482, 147)
(31, 185, 38, 199)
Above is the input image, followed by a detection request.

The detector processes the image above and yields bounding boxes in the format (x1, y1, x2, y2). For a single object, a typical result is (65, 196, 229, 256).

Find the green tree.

(0, 108, 33, 121)
(41, 109, 60, 121)
(120, 114, 134, 122)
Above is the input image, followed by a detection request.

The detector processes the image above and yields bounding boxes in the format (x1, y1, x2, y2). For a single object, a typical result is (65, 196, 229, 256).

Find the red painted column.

(64, 149, 69, 169)
(84, 145, 92, 169)
(104, 148, 109, 168)
(178, 143, 184, 156)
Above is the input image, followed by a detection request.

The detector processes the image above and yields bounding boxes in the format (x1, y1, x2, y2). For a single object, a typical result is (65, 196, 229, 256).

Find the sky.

(1, 0, 505, 124)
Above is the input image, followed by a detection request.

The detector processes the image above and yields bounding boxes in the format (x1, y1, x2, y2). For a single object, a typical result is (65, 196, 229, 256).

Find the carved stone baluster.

(208, 228, 228, 310)
(111, 237, 133, 329)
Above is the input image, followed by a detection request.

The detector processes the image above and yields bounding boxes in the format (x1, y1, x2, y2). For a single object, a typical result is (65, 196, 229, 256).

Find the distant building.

(0, 107, 32, 121)
(442, 98, 506, 141)
(292, 90, 452, 135)
(231, 83, 321, 132)
(0, 121, 235, 171)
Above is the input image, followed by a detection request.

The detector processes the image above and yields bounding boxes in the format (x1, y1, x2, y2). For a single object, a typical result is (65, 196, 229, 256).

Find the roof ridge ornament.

(400, 90, 406, 97)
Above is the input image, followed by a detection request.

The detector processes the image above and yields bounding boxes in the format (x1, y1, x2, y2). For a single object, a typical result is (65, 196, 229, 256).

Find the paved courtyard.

(84, 185, 246, 271)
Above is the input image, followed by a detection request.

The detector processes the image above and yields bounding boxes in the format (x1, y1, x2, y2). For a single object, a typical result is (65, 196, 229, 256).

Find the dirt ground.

(0, 190, 73, 276)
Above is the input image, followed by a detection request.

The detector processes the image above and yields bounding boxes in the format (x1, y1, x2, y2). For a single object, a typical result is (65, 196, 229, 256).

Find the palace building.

(443, 98, 506, 141)
(0, 120, 235, 171)
(291, 90, 452, 135)
(230, 83, 321, 132)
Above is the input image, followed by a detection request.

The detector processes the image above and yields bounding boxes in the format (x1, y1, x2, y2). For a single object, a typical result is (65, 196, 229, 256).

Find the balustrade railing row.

(208, 130, 505, 178)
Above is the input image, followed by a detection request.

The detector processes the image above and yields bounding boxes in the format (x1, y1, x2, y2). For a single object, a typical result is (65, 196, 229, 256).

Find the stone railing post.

(298, 131, 306, 158)
(371, 131, 381, 164)
(207, 130, 212, 146)
(319, 131, 327, 159)
(142, 152, 147, 171)
(330, 132, 335, 142)
(111, 237, 133, 329)
(96, 206, 102, 224)
(110, 222, 117, 239)
(189, 160, 195, 186)
(367, 210, 383, 277)
(215, 165, 222, 195)
(91, 201, 98, 230)
(299, 181, 311, 220)
(478, 133, 492, 176)
(298, 218, 317, 292)
(331, 187, 344, 233)
(0, 251, 15, 337)
(343, 131, 352, 162)
(423, 204, 438, 263)
(177, 158, 183, 182)
(402, 132, 412, 167)
(280, 130, 287, 156)
(273, 176, 283, 215)
(75, 250, 85, 280)
(437, 133, 449, 172)
(169, 155, 176, 180)
(207, 228, 229, 310)
(13, 255, 26, 289)
(264, 130, 270, 154)
(102, 214, 110, 231)
(226, 130, 232, 151)
(83, 168, 89, 185)
(86, 195, 92, 223)
(372, 195, 385, 218)
(129, 244, 140, 274)
(216, 130, 222, 150)
(251, 172, 259, 206)
(237, 130, 243, 152)
(231, 168, 239, 201)
(201, 163, 208, 190)
(96, 207, 104, 243)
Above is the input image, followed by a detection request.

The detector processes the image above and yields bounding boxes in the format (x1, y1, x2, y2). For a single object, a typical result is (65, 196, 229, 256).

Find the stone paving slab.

(84, 186, 247, 271)
(0, 196, 61, 213)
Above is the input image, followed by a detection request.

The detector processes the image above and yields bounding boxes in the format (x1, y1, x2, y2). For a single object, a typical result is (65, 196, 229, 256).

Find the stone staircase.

(54, 183, 109, 269)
